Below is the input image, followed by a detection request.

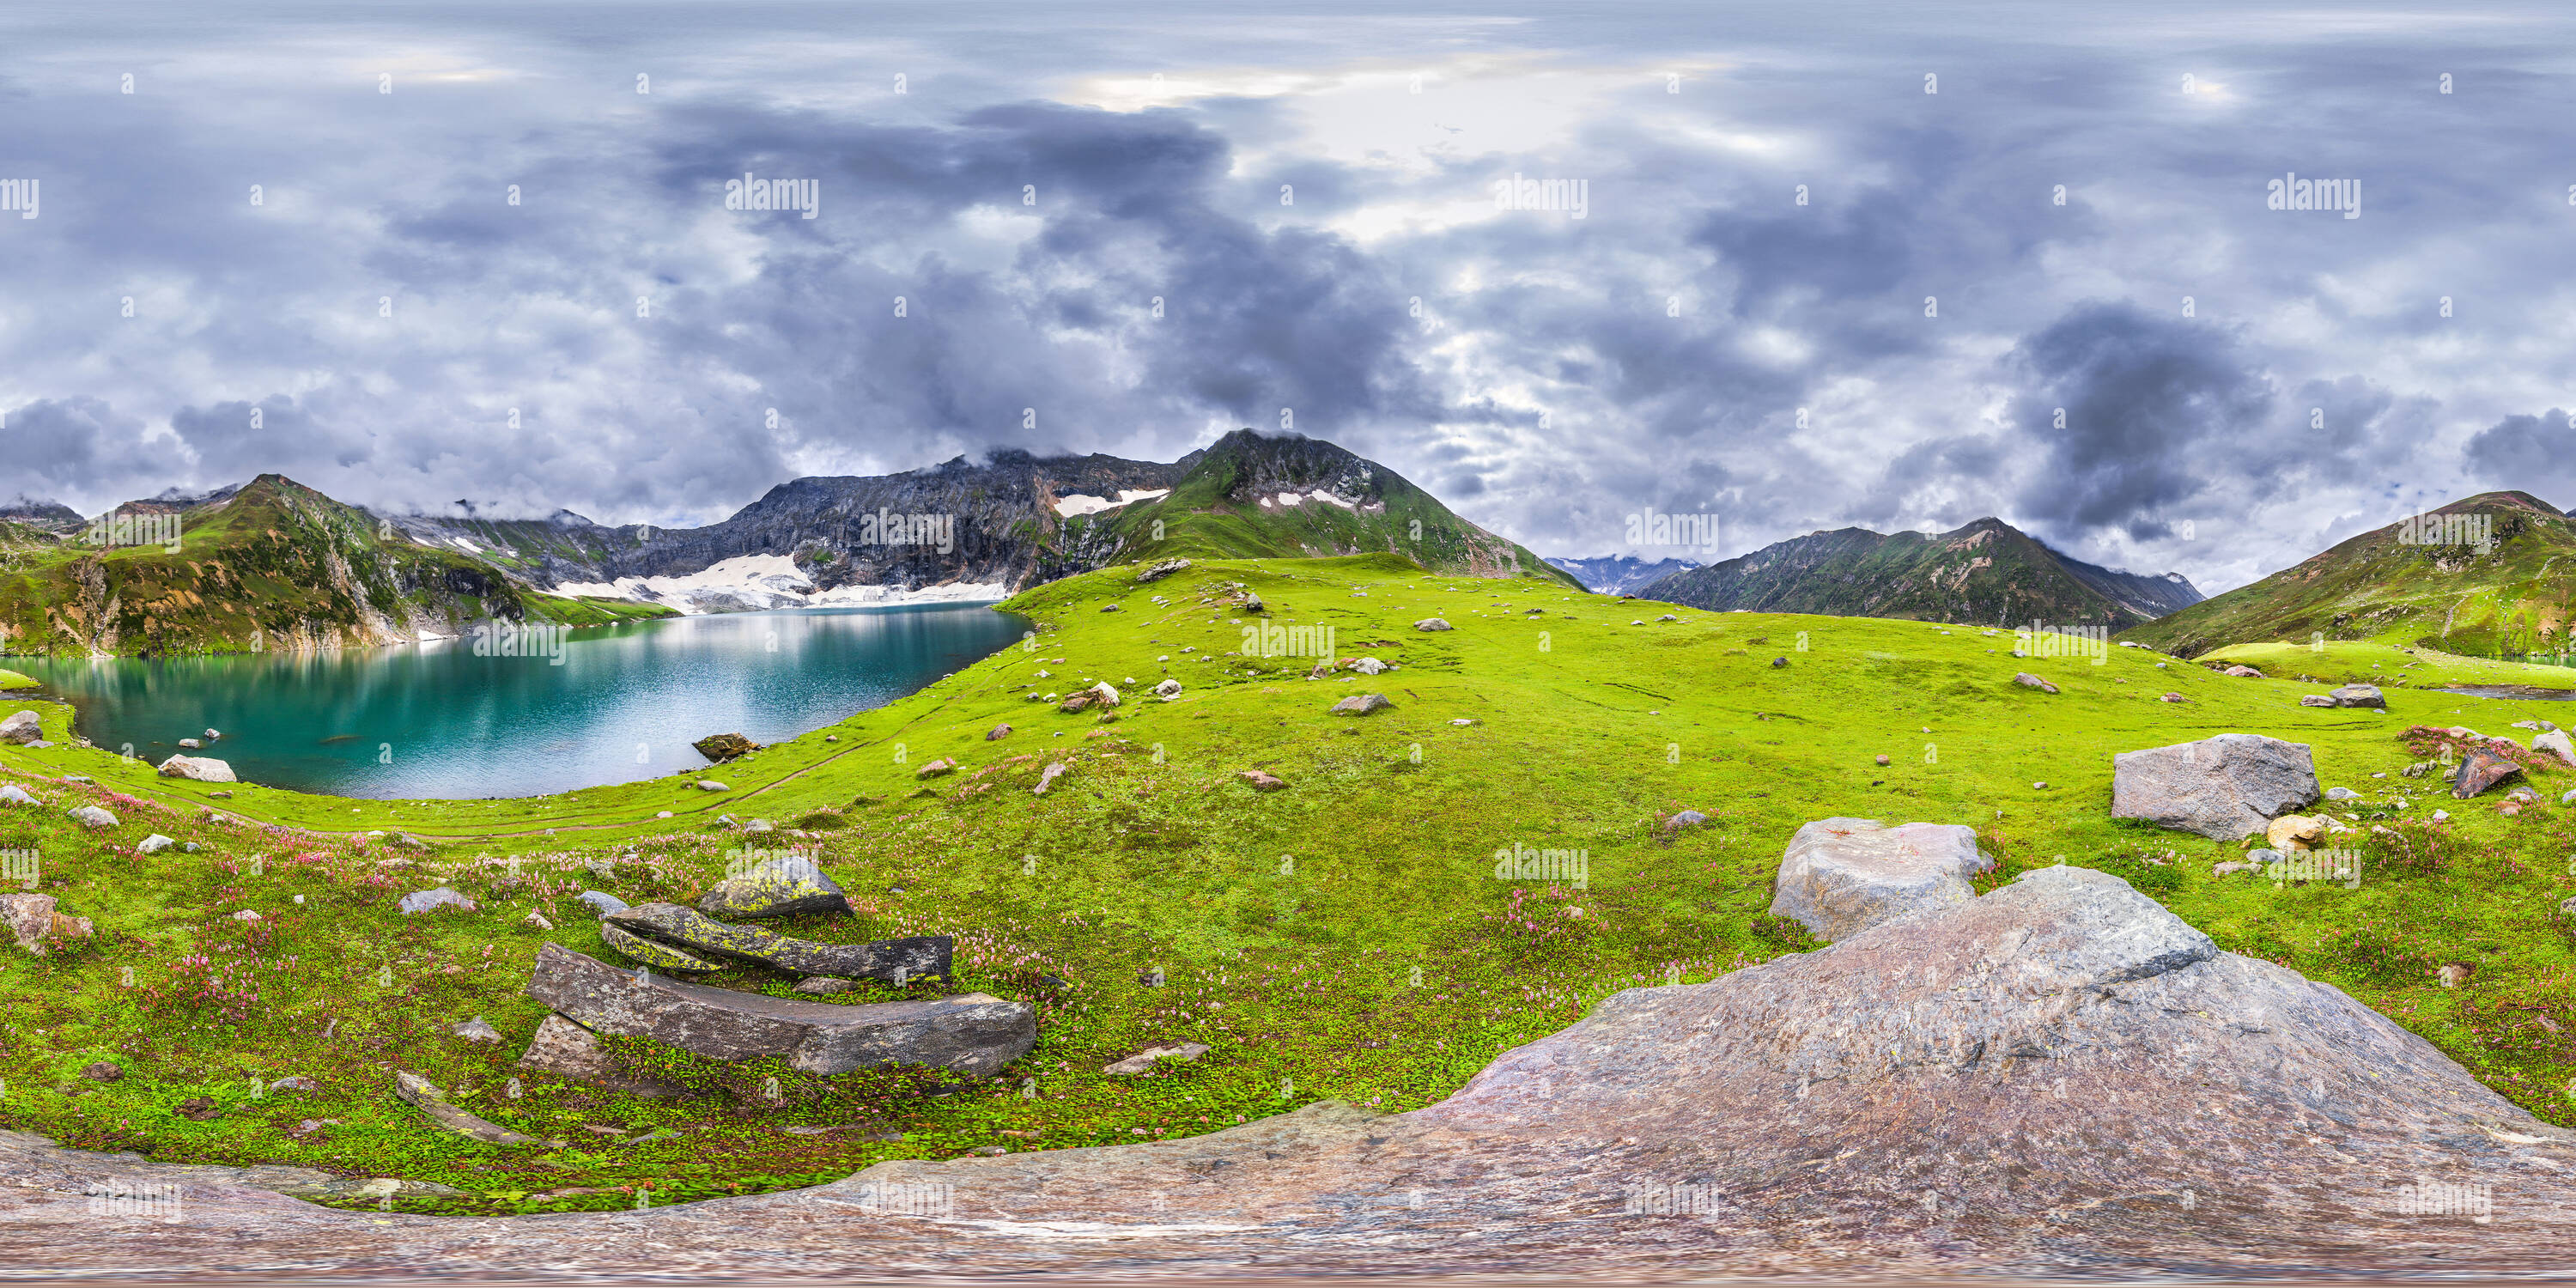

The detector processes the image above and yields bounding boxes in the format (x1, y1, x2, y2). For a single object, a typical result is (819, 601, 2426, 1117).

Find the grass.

(6, 554, 2576, 1217)
(0, 669, 33, 691)
(2202, 638, 2576, 692)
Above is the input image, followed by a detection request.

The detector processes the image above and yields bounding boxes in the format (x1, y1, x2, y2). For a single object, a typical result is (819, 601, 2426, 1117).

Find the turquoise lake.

(7, 603, 1030, 800)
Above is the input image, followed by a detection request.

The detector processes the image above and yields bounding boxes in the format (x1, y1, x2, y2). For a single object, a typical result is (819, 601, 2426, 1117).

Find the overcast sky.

(3, 0, 2570, 592)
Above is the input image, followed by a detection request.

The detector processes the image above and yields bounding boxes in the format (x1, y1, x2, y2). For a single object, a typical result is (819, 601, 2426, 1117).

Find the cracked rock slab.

(525, 943, 1033, 1076)
(605, 902, 951, 982)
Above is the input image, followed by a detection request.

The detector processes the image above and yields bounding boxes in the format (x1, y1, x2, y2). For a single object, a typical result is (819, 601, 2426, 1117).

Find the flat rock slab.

(525, 943, 1033, 1076)
(2111, 732, 2321, 841)
(599, 921, 720, 972)
(34, 865, 2576, 1277)
(605, 902, 951, 982)
(1769, 817, 1993, 941)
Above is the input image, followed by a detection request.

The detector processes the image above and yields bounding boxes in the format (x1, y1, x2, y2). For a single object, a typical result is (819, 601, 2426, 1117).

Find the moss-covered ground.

(3, 555, 2574, 1216)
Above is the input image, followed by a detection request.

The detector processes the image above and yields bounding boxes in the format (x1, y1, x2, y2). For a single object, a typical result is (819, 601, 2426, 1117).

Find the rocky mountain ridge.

(1638, 515, 2203, 630)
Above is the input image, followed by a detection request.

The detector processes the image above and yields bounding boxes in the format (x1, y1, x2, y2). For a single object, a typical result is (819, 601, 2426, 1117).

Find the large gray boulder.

(524, 943, 1033, 1076)
(1769, 817, 1995, 941)
(2110, 733, 2320, 840)
(2328, 683, 2386, 708)
(696, 855, 850, 919)
(605, 902, 951, 982)
(0, 711, 39, 744)
(155, 755, 238, 783)
(21, 869, 2576, 1277)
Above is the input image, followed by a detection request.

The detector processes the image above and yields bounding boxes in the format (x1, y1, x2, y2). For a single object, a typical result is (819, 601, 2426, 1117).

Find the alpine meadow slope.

(2120, 491, 2576, 660)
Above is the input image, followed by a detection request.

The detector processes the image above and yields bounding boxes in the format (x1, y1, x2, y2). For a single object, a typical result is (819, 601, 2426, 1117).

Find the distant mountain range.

(2117, 490, 2576, 659)
(0, 430, 1576, 656)
(1635, 517, 2203, 631)
(1544, 555, 1704, 595)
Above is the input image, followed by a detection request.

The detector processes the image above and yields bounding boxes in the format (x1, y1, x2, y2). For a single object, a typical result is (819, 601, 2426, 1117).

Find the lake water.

(7, 603, 1030, 799)
(2434, 685, 2576, 702)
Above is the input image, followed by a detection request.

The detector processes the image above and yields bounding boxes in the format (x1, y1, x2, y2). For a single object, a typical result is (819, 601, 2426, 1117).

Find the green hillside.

(0, 476, 670, 658)
(4, 554, 2576, 1218)
(1084, 430, 1583, 591)
(2121, 491, 2576, 660)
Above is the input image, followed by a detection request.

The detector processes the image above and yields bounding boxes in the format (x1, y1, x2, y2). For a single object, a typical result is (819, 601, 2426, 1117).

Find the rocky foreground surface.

(7, 866, 2574, 1279)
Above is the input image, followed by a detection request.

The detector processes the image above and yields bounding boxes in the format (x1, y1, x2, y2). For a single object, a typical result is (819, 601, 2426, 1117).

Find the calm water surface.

(9, 603, 1029, 799)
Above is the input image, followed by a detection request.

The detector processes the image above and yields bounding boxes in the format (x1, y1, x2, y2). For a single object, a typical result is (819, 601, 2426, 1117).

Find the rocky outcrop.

(524, 944, 1032, 1076)
(604, 902, 951, 982)
(24, 866, 2576, 1277)
(1768, 817, 1993, 941)
(691, 733, 758, 762)
(2452, 748, 2523, 799)
(2111, 733, 2321, 840)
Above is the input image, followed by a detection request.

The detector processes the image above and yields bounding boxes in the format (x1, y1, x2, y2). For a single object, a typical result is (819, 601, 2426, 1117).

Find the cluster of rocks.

(502, 855, 1033, 1097)
(2297, 683, 2386, 709)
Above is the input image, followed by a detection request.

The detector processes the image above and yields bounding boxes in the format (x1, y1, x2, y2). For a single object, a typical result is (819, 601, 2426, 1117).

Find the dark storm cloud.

(2004, 302, 2273, 543)
(2465, 410, 2576, 509)
(1, 0, 2570, 593)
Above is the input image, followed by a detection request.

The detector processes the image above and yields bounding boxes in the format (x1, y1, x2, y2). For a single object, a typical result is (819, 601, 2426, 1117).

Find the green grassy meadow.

(3, 554, 2574, 1214)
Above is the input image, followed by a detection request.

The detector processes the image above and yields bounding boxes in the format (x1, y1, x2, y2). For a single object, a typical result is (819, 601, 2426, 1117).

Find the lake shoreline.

(8, 601, 1030, 799)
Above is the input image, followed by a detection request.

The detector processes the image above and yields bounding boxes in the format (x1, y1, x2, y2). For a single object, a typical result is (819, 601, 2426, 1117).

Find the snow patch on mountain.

(552, 554, 1005, 614)
(1054, 489, 1170, 518)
